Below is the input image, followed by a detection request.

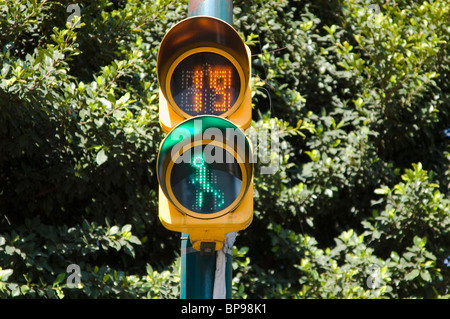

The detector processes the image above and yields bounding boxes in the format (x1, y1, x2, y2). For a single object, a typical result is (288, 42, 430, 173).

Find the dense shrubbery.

(0, 0, 448, 298)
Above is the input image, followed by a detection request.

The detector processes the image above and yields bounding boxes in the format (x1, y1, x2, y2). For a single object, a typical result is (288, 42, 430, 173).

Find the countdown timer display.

(166, 48, 245, 118)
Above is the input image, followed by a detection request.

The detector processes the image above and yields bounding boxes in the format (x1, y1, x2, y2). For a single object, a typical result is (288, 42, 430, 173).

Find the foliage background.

(0, 0, 448, 298)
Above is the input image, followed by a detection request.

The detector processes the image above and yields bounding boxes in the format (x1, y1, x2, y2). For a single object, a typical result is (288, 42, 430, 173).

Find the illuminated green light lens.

(170, 146, 242, 214)
(156, 116, 253, 216)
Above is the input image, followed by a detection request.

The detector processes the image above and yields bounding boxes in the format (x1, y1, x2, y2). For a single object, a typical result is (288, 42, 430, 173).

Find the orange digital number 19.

(191, 66, 231, 113)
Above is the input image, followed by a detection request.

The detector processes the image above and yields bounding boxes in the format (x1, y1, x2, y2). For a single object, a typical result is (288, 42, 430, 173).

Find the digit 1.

(193, 68, 203, 113)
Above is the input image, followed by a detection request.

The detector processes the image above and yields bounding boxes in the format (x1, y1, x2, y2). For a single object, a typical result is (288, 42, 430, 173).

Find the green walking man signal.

(191, 155, 226, 211)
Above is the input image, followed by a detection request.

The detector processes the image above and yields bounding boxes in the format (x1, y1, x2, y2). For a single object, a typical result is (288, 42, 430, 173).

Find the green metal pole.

(188, 0, 233, 24)
(181, 234, 216, 299)
(181, 0, 234, 300)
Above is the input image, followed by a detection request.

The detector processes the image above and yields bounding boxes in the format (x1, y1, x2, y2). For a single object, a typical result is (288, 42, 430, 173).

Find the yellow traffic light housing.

(156, 116, 253, 251)
(156, 15, 253, 252)
(157, 16, 252, 133)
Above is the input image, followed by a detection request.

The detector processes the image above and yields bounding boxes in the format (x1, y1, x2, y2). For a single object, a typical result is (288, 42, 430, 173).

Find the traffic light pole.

(180, 0, 234, 299)
(188, 0, 233, 24)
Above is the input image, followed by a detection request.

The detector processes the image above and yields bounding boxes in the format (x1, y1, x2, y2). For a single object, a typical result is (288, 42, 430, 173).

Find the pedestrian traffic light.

(156, 16, 253, 251)
(157, 16, 252, 133)
(157, 116, 253, 251)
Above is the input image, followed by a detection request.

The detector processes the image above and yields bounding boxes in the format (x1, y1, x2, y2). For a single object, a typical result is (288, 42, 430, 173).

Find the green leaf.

(305, 149, 320, 162)
(420, 270, 431, 282)
(1, 63, 10, 77)
(95, 149, 108, 166)
(121, 224, 132, 233)
(113, 109, 126, 120)
(109, 226, 119, 235)
(53, 273, 66, 285)
(0, 269, 13, 282)
(390, 251, 400, 262)
(374, 186, 390, 195)
(413, 235, 426, 248)
(5, 246, 15, 255)
(419, 236, 427, 248)
(300, 20, 314, 31)
(405, 269, 420, 281)
(128, 235, 142, 245)
(9, 283, 20, 297)
(123, 245, 135, 258)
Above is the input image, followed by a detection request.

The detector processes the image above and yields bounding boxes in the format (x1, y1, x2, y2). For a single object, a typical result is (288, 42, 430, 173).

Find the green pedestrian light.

(157, 116, 253, 251)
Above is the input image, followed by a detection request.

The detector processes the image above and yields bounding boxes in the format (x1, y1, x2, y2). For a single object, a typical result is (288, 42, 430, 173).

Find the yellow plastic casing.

(158, 181, 253, 251)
